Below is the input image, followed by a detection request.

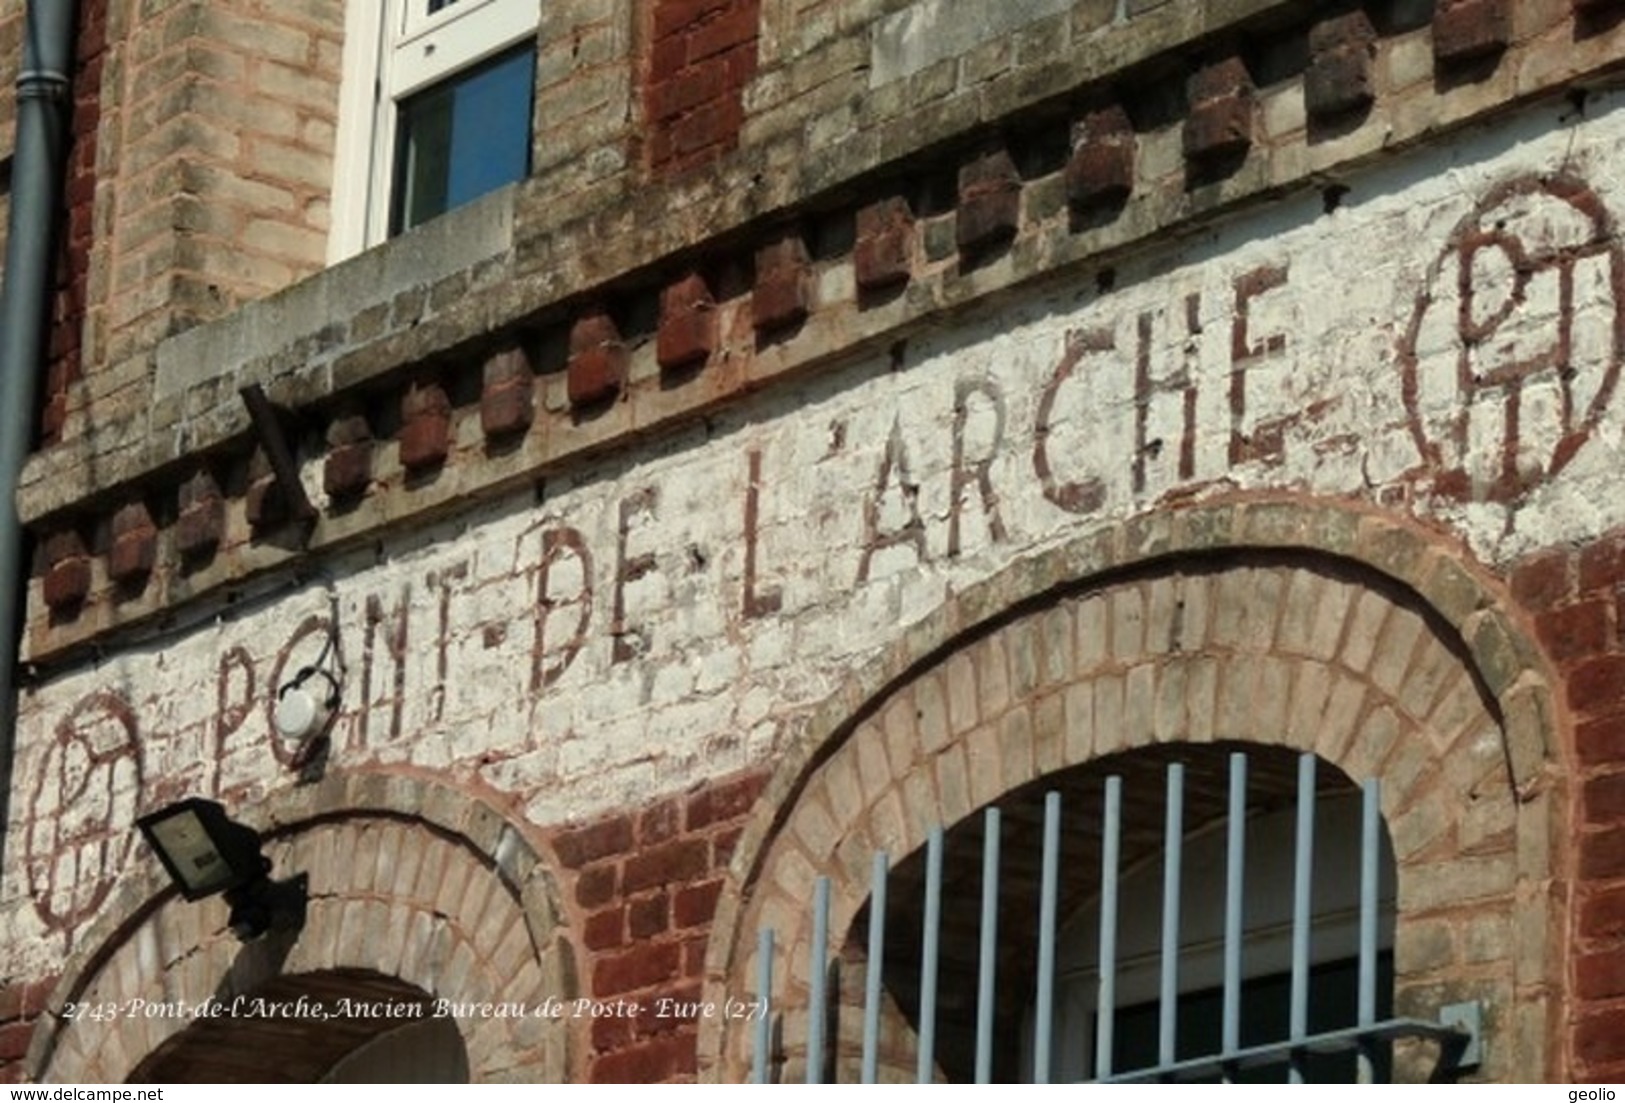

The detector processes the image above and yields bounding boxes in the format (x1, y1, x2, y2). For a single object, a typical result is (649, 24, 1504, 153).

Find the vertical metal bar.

(1357, 777, 1381, 1084)
(807, 877, 830, 1085)
(1289, 753, 1316, 1085)
(1034, 792, 1062, 1083)
(917, 827, 945, 1084)
(0, 0, 78, 893)
(862, 851, 889, 1084)
(1095, 776, 1123, 1080)
(753, 927, 773, 1084)
(1221, 752, 1247, 1078)
(975, 807, 1002, 1084)
(1159, 762, 1185, 1070)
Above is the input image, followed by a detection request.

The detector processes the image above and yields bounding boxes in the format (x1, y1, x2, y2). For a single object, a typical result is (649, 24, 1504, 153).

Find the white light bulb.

(274, 685, 328, 742)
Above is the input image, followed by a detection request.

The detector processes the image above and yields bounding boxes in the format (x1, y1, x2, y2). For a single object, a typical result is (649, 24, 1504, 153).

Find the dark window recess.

(392, 43, 535, 234)
(1103, 953, 1396, 1083)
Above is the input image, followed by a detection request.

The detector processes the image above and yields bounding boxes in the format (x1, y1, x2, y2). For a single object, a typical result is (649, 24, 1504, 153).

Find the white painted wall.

(7, 89, 1625, 977)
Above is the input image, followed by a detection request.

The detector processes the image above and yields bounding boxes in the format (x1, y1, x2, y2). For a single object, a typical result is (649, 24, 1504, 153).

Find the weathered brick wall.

(23, 0, 1625, 654)
(3, 85, 1617, 1079)
(643, 0, 760, 175)
(1510, 534, 1625, 1081)
(551, 772, 764, 1081)
(39, 0, 109, 445)
(0, 0, 23, 155)
(57, 0, 343, 444)
(25, 780, 573, 1083)
(715, 558, 1543, 1081)
(17, 0, 1509, 472)
(531, 0, 638, 203)
(0, 0, 102, 446)
(0, 978, 56, 1084)
(7, 0, 1625, 1085)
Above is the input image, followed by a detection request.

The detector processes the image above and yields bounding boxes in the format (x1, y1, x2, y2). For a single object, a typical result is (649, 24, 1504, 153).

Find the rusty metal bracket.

(239, 383, 317, 534)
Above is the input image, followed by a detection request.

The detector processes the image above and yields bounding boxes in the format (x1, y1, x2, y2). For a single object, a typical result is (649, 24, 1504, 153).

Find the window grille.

(749, 751, 1483, 1084)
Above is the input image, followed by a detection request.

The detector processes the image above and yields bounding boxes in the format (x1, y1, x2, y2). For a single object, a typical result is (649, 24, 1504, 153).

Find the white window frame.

(330, 0, 541, 261)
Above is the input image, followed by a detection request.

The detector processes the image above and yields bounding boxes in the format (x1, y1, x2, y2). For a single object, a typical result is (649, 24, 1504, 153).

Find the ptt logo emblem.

(25, 692, 143, 933)
(1399, 173, 1625, 502)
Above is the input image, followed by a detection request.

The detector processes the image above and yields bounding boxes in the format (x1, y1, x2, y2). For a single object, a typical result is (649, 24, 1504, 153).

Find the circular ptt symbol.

(25, 691, 143, 932)
(1399, 173, 1625, 502)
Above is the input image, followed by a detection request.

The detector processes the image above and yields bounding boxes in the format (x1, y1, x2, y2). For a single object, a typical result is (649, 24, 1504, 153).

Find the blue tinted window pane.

(394, 45, 534, 234)
(446, 48, 533, 207)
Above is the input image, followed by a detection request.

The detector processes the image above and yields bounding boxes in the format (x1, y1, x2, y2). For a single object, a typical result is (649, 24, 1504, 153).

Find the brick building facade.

(0, 0, 1624, 1084)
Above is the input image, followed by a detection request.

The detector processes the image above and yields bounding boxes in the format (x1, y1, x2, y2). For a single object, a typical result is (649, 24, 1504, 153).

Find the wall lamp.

(137, 798, 304, 941)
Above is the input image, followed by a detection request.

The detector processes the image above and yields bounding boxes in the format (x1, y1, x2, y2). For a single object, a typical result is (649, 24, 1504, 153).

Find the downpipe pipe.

(0, 0, 78, 877)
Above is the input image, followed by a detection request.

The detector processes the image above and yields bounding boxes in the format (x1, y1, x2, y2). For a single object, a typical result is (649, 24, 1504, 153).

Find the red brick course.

(586, 907, 626, 951)
(556, 816, 636, 867)
(1304, 10, 1377, 121)
(1184, 55, 1254, 177)
(576, 864, 619, 909)
(480, 348, 534, 441)
(596, 941, 682, 995)
(628, 890, 670, 939)
(323, 413, 374, 501)
(0, 976, 58, 1082)
(956, 148, 1022, 259)
(40, 528, 91, 612)
(1576, 1007, 1625, 1070)
(1581, 534, 1625, 594)
(1581, 826, 1625, 881)
(174, 469, 225, 561)
(39, 0, 107, 445)
(1065, 104, 1135, 216)
(1568, 655, 1625, 718)
(624, 838, 709, 896)
(567, 310, 629, 408)
(1514, 549, 1573, 612)
(1581, 884, 1625, 941)
(687, 773, 765, 830)
(1575, 951, 1625, 1001)
(107, 501, 156, 587)
(1433, 0, 1512, 67)
(1538, 601, 1610, 664)
(1510, 530, 1625, 1076)
(399, 383, 452, 472)
(853, 197, 914, 295)
(644, 0, 759, 177)
(550, 770, 765, 1082)
(0, 1023, 29, 1064)
(752, 232, 811, 335)
(656, 273, 717, 372)
(591, 1031, 697, 1083)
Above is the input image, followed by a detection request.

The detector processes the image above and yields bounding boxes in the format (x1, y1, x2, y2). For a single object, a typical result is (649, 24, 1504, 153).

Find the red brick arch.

(699, 497, 1565, 1082)
(26, 773, 574, 1084)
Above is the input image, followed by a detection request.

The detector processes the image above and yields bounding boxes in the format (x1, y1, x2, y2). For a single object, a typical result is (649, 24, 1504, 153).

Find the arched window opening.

(127, 969, 470, 1084)
(321, 1015, 470, 1083)
(774, 743, 1474, 1084)
(1026, 768, 1395, 1083)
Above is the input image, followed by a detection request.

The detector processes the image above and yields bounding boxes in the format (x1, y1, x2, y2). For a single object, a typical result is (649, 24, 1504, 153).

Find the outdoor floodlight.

(137, 798, 286, 941)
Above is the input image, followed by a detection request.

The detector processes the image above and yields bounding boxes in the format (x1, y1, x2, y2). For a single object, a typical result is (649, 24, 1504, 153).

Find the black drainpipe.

(0, 0, 78, 876)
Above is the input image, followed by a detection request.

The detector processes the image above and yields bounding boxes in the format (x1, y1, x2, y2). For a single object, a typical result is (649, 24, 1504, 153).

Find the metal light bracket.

(240, 382, 316, 532)
(1439, 1000, 1483, 1071)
